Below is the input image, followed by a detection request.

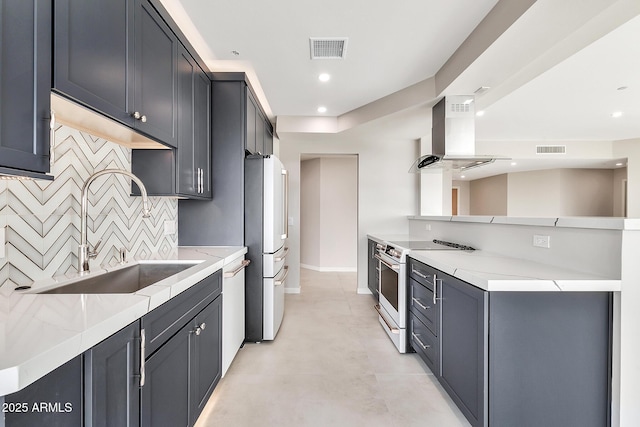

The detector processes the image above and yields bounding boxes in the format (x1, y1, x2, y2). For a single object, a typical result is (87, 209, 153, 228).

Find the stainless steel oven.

(373, 239, 474, 353)
(374, 244, 407, 353)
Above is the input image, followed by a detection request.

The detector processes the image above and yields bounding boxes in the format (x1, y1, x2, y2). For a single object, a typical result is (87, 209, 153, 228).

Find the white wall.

(300, 159, 321, 267)
(507, 168, 615, 217)
(470, 174, 508, 215)
(279, 134, 418, 293)
(614, 138, 640, 217)
(453, 180, 471, 215)
(300, 156, 358, 271)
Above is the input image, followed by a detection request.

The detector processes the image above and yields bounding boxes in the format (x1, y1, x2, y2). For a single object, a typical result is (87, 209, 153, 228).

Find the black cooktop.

(387, 239, 475, 251)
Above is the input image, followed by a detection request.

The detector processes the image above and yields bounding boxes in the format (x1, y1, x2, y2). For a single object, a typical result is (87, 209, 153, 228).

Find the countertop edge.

(0, 246, 246, 396)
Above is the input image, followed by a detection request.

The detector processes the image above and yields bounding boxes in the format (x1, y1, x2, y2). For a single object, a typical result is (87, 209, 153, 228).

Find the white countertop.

(408, 215, 640, 230)
(0, 246, 246, 396)
(408, 250, 620, 292)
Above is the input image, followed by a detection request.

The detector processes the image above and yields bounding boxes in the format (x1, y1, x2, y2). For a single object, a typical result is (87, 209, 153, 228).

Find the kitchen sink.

(40, 262, 200, 294)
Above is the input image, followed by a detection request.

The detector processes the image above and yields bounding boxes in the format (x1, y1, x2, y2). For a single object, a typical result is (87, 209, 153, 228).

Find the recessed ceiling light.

(476, 110, 485, 117)
(616, 162, 624, 166)
(511, 162, 517, 166)
(317, 106, 327, 113)
(231, 50, 240, 56)
(611, 111, 623, 118)
(318, 73, 331, 82)
(460, 175, 466, 179)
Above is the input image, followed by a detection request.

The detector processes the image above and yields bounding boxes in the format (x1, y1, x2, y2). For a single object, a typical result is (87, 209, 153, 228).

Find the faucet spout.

(79, 169, 151, 273)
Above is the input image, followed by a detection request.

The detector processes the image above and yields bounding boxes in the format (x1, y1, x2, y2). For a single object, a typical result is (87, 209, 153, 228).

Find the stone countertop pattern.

(408, 249, 620, 292)
(0, 246, 246, 396)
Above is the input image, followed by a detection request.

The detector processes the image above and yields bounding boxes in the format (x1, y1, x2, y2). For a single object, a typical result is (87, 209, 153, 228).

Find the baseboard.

(300, 264, 357, 272)
(357, 287, 373, 295)
(284, 287, 301, 294)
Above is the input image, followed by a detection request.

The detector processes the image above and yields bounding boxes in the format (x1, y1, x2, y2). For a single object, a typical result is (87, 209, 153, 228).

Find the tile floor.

(196, 268, 470, 427)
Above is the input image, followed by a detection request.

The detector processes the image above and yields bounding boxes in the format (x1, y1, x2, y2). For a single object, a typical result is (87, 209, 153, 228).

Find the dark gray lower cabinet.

(2, 357, 83, 427)
(407, 257, 612, 427)
(84, 321, 140, 427)
(141, 321, 191, 427)
(439, 273, 487, 427)
(141, 295, 222, 427)
(367, 239, 378, 300)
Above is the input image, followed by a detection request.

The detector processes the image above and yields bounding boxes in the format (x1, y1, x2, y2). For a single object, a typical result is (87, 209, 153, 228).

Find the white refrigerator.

(244, 155, 289, 341)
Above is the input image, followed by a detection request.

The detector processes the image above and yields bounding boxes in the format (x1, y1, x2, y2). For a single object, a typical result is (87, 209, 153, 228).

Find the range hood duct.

(410, 95, 506, 172)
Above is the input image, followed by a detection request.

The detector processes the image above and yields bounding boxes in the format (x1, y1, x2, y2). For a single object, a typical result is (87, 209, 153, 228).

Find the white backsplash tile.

(0, 125, 178, 291)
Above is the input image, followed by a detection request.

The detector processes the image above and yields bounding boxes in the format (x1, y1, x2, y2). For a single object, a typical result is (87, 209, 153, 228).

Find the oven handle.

(374, 304, 400, 334)
(374, 254, 399, 271)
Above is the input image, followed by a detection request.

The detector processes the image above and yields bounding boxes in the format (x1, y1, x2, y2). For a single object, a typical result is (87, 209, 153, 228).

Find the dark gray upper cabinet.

(133, 0, 178, 147)
(53, 0, 178, 148)
(131, 44, 210, 199)
(84, 321, 140, 427)
(176, 44, 211, 198)
(178, 73, 272, 246)
(53, 0, 136, 127)
(246, 90, 272, 155)
(0, 0, 51, 178)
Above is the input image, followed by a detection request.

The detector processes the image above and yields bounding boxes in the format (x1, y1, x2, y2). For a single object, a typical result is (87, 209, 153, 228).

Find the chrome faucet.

(78, 169, 151, 273)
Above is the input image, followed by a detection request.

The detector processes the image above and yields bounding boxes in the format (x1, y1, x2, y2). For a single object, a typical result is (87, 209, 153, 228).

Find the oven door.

(376, 253, 406, 329)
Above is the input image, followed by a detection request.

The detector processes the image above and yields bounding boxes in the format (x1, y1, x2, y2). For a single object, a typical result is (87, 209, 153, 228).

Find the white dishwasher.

(222, 255, 250, 377)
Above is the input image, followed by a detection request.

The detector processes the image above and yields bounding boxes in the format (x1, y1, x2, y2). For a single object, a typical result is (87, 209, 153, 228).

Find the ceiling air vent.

(309, 37, 348, 59)
(536, 145, 567, 154)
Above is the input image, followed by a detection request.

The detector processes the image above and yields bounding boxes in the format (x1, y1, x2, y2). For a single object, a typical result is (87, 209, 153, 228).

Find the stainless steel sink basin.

(40, 262, 199, 294)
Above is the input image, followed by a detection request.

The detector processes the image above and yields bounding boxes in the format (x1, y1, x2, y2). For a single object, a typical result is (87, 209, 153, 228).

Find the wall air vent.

(536, 145, 567, 154)
(309, 37, 348, 59)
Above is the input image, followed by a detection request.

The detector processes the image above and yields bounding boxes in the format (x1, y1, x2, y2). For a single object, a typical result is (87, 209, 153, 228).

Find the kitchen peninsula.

(368, 214, 637, 427)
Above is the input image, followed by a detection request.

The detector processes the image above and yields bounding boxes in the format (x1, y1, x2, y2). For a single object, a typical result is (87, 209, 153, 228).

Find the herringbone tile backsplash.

(0, 125, 178, 294)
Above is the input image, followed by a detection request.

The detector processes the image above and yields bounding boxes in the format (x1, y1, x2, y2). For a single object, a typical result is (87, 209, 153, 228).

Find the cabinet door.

(53, 0, 135, 127)
(190, 296, 222, 425)
(245, 91, 257, 154)
(134, 0, 178, 147)
(140, 322, 190, 427)
(255, 113, 265, 155)
(3, 357, 82, 427)
(194, 63, 211, 198)
(84, 321, 140, 427)
(177, 45, 196, 195)
(0, 0, 51, 174)
(439, 274, 487, 427)
(264, 125, 273, 155)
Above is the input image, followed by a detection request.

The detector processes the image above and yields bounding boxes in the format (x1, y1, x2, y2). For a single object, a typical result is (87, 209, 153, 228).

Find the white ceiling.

(165, 0, 640, 179)
(174, 0, 499, 117)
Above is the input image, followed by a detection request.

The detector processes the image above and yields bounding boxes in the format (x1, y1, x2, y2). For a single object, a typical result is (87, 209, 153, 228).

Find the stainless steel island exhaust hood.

(410, 95, 506, 172)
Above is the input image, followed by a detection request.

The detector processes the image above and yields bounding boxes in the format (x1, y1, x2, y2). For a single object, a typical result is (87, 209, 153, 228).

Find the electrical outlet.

(533, 234, 551, 248)
(164, 220, 177, 236)
(425, 223, 431, 231)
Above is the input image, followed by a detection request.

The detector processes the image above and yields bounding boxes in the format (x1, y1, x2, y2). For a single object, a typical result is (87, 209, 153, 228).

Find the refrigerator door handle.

(281, 169, 289, 240)
(275, 266, 289, 286)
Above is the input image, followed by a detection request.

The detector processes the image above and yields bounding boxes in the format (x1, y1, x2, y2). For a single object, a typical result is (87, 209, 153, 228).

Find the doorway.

(299, 154, 358, 273)
(452, 187, 459, 216)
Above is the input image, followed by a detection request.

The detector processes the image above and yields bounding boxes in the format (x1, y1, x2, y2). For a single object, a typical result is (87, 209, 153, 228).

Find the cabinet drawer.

(408, 258, 438, 289)
(409, 313, 439, 376)
(142, 269, 222, 356)
(409, 277, 438, 336)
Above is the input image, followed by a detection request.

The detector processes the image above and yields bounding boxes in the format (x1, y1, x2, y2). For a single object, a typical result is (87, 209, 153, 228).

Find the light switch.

(288, 217, 295, 226)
